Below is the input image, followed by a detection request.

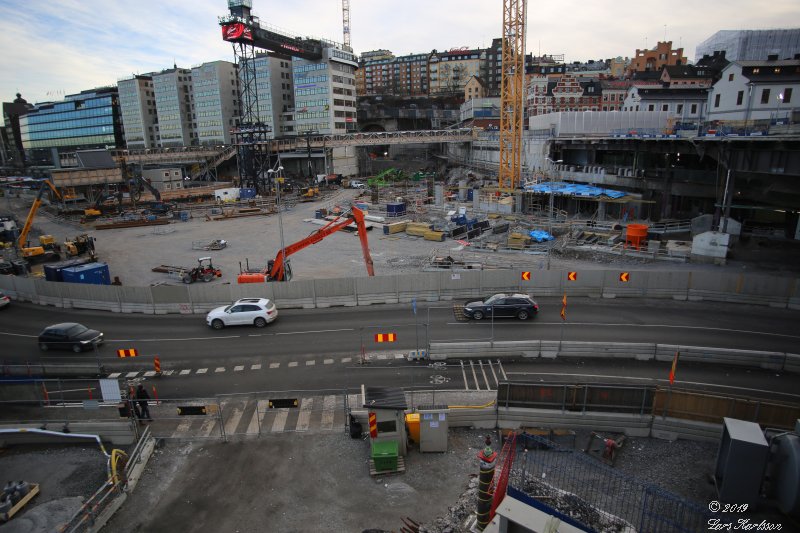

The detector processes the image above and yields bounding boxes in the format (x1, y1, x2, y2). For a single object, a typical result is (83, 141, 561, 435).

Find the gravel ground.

(0, 444, 111, 532)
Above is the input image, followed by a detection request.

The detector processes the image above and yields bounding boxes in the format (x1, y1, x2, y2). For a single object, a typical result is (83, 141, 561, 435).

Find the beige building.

(429, 48, 482, 95)
(464, 76, 487, 101)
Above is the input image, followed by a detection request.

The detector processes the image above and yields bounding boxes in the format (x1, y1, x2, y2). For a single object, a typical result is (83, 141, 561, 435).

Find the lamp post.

(304, 130, 318, 185)
(268, 164, 287, 279)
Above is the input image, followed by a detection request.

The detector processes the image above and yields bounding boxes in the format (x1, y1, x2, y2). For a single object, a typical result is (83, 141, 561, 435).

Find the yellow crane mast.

(498, 0, 527, 192)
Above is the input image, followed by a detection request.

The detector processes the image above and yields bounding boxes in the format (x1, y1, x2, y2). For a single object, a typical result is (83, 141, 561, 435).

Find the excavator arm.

(268, 205, 374, 282)
(18, 180, 61, 251)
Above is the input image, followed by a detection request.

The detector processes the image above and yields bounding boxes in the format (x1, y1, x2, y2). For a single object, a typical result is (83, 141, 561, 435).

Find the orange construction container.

(625, 224, 648, 250)
(405, 413, 420, 445)
(237, 273, 267, 284)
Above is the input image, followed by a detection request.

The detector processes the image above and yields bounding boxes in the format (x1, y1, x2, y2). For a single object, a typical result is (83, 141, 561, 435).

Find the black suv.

(463, 293, 539, 321)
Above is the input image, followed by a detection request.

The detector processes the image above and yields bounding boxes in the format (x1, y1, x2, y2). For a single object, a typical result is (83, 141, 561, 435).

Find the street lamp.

(268, 163, 287, 279)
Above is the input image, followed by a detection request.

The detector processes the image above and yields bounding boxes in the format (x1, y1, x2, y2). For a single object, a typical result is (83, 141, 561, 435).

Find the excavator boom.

(18, 180, 61, 252)
(268, 205, 374, 281)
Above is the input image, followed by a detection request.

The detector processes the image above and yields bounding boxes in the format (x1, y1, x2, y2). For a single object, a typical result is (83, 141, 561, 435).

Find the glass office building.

(18, 87, 123, 166)
(695, 29, 800, 62)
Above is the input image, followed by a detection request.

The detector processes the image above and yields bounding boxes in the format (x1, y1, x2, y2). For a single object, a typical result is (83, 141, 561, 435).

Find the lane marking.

(323, 359, 334, 365)
(470, 361, 482, 391)
(305, 360, 315, 366)
(125, 372, 138, 378)
(199, 418, 217, 437)
(288, 362, 298, 368)
(341, 357, 352, 363)
(108, 372, 121, 378)
(214, 367, 225, 373)
(223, 405, 244, 436)
(179, 369, 191, 375)
(251, 364, 261, 370)
(497, 359, 508, 381)
(296, 397, 312, 431)
(197, 368, 208, 374)
(234, 365, 244, 372)
(269, 362, 280, 369)
(172, 418, 192, 438)
(321, 395, 336, 430)
(271, 409, 288, 432)
(460, 360, 469, 390)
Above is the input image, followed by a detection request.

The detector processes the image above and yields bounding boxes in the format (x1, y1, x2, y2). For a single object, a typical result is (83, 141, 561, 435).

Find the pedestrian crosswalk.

(143, 393, 358, 440)
(106, 353, 406, 380)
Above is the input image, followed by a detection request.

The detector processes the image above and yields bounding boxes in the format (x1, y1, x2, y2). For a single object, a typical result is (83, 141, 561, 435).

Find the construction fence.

(0, 268, 798, 314)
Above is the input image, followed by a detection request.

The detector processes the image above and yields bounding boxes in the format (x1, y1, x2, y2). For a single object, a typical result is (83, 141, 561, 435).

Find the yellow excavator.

(18, 180, 62, 261)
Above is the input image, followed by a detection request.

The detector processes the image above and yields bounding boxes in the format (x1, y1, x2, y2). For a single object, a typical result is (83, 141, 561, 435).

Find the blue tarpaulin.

(529, 230, 554, 242)
(526, 182, 627, 199)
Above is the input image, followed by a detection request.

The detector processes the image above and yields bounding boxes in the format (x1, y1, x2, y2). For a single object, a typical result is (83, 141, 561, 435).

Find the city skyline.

(0, 0, 797, 108)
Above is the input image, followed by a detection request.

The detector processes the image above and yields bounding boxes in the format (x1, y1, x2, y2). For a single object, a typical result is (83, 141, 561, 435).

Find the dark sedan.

(463, 293, 539, 320)
(38, 322, 104, 352)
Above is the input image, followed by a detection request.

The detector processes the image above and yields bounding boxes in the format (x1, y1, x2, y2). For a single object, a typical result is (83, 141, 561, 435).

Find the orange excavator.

(238, 205, 374, 283)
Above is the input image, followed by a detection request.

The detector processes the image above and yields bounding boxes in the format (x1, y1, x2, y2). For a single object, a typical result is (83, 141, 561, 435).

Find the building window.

(691, 104, 697, 114)
(736, 91, 744, 106)
(677, 104, 683, 114)
(648, 104, 655, 111)
(782, 88, 792, 104)
(761, 88, 771, 104)
(662, 104, 668, 111)
(728, 73, 734, 81)
(714, 94, 721, 107)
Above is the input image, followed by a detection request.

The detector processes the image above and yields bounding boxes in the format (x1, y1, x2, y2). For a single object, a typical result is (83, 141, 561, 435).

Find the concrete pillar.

(597, 199, 607, 222)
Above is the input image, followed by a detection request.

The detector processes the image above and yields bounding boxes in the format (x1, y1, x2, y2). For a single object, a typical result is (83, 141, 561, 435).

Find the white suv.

(206, 298, 278, 329)
(350, 180, 366, 189)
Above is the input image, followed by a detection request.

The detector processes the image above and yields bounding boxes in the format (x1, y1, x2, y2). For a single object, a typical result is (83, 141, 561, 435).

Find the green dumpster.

(371, 440, 399, 471)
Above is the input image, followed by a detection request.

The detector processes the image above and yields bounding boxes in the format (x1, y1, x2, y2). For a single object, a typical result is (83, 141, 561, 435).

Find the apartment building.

(152, 67, 194, 147)
(192, 61, 239, 145)
(118, 75, 157, 150)
(707, 58, 800, 123)
(627, 41, 686, 77)
(429, 48, 482, 95)
(249, 53, 293, 137)
(292, 47, 358, 135)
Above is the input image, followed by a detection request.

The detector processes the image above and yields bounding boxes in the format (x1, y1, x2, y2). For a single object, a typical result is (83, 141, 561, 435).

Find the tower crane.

(498, 0, 527, 192)
(342, 0, 352, 51)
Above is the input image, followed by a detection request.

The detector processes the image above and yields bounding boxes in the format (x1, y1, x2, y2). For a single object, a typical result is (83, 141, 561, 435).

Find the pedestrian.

(129, 386, 141, 419)
(137, 384, 152, 421)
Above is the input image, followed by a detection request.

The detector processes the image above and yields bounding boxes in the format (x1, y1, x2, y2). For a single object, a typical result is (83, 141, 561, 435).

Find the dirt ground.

(4, 187, 800, 289)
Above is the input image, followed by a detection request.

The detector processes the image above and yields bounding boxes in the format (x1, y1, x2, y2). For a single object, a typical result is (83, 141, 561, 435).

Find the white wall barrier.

(0, 269, 797, 314)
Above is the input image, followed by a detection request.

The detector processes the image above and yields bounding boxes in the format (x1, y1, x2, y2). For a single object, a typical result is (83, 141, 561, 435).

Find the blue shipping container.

(239, 188, 257, 199)
(61, 262, 111, 285)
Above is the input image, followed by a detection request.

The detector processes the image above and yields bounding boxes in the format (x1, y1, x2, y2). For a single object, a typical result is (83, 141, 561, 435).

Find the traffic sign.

(375, 333, 397, 343)
(117, 349, 138, 358)
(521, 271, 531, 281)
(154, 357, 161, 373)
(369, 412, 378, 438)
(567, 271, 577, 281)
(620, 272, 630, 282)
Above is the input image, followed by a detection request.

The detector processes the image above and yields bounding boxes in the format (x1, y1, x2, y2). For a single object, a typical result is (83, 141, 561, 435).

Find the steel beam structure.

(498, 0, 526, 192)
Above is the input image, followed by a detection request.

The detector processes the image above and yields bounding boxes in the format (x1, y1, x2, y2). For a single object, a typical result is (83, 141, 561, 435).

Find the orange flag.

(669, 351, 680, 385)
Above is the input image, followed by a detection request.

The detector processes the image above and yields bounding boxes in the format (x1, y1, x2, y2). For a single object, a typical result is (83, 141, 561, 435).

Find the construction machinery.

(298, 186, 320, 201)
(181, 257, 222, 284)
(132, 175, 176, 215)
(84, 191, 123, 220)
(238, 205, 374, 283)
(64, 234, 96, 258)
(17, 180, 62, 262)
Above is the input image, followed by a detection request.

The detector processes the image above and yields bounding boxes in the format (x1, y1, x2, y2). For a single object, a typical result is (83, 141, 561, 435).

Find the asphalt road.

(2, 298, 799, 401)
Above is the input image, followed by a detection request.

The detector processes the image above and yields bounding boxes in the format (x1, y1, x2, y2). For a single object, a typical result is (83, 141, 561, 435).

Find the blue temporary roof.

(526, 181, 628, 199)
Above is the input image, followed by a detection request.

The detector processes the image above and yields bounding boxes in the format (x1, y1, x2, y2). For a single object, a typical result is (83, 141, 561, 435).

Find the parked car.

(463, 293, 539, 321)
(38, 322, 104, 352)
(0, 290, 9, 309)
(206, 298, 278, 330)
(350, 180, 367, 189)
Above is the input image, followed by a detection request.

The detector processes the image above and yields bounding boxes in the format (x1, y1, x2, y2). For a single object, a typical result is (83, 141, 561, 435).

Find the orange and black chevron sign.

(117, 349, 138, 358)
(369, 412, 378, 438)
(374, 333, 397, 343)
(567, 271, 577, 281)
(521, 271, 531, 281)
(619, 272, 630, 282)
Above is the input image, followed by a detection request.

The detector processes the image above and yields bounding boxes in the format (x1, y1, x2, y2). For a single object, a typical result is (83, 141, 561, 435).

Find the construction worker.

(136, 384, 152, 421)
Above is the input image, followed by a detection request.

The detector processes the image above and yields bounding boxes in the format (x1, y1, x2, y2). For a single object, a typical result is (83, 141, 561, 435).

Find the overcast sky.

(1, 0, 798, 107)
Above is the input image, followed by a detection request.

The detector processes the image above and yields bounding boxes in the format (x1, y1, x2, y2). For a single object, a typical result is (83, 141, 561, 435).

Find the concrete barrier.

(0, 420, 137, 446)
(650, 417, 722, 442)
(2, 269, 797, 314)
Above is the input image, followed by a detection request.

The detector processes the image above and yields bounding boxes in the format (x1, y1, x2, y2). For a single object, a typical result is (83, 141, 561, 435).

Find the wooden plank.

(4, 483, 40, 521)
